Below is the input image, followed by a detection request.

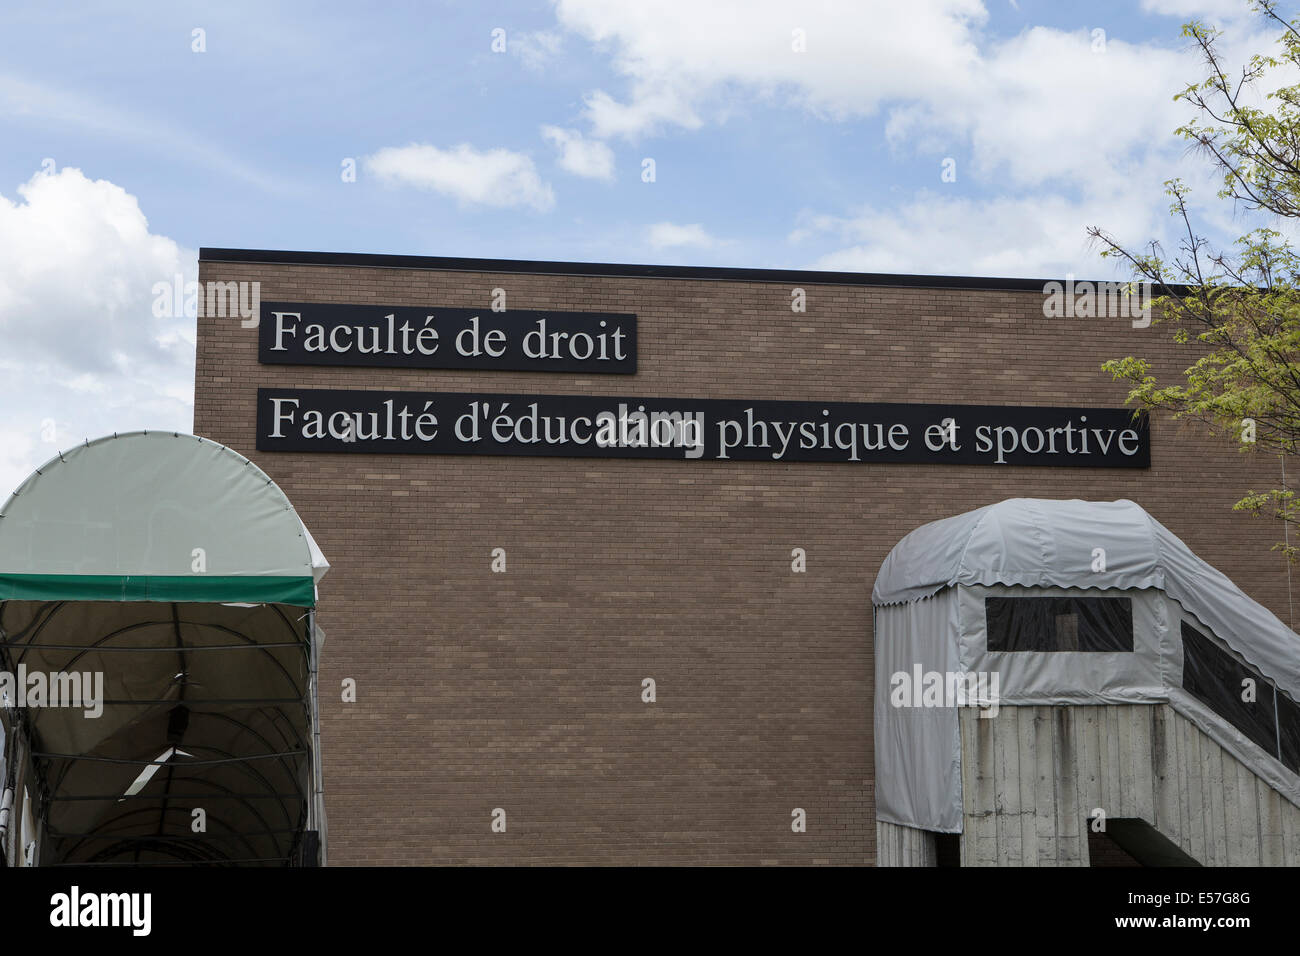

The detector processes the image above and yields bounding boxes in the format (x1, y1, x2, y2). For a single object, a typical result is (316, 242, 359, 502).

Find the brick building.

(193, 248, 1295, 865)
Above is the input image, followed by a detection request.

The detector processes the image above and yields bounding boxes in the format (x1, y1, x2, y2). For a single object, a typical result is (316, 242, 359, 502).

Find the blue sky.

(0, 0, 1288, 492)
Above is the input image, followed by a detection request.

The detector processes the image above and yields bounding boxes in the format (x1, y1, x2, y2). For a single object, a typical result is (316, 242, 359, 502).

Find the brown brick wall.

(193, 259, 1295, 865)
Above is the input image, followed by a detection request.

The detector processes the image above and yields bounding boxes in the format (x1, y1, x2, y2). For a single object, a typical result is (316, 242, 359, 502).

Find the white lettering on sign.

(259, 390, 1150, 467)
(258, 303, 637, 372)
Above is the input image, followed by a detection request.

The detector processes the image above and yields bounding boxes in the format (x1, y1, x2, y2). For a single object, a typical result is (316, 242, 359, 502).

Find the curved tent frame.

(0, 432, 328, 866)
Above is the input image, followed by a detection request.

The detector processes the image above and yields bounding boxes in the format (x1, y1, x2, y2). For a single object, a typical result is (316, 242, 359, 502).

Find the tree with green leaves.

(1089, 0, 1300, 561)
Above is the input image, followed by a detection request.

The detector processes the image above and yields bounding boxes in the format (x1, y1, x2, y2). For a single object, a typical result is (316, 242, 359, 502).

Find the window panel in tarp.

(986, 595, 1134, 652)
(1181, 620, 1280, 759)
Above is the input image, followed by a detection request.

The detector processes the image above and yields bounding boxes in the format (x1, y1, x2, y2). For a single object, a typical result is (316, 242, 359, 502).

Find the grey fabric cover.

(874, 498, 1300, 698)
(874, 590, 963, 831)
(873, 498, 1300, 832)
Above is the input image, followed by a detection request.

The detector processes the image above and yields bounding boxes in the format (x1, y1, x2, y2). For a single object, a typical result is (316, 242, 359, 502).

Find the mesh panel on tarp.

(985, 595, 1134, 653)
(1182, 620, 1281, 763)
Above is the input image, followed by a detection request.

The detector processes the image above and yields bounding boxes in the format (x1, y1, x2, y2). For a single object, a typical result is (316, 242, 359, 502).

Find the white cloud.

(1139, 0, 1254, 19)
(0, 167, 194, 498)
(547, 0, 1295, 275)
(540, 125, 616, 180)
(545, 1, 1282, 200)
(554, 0, 988, 139)
(647, 222, 726, 249)
(797, 189, 1165, 278)
(582, 87, 704, 140)
(364, 143, 556, 211)
(880, 26, 1284, 198)
(511, 30, 565, 70)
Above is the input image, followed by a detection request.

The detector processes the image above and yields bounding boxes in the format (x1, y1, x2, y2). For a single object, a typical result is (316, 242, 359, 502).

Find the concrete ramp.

(878, 703, 1300, 866)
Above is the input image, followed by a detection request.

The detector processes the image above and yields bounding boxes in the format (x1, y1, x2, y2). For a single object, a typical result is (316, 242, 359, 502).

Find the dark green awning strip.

(0, 573, 315, 606)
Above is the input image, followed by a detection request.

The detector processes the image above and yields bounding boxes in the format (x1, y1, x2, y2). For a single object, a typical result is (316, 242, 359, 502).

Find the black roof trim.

(199, 247, 1085, 291)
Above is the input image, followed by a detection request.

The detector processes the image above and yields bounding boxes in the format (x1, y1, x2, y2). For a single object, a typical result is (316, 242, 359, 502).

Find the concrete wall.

(957, 703, 1300, 865)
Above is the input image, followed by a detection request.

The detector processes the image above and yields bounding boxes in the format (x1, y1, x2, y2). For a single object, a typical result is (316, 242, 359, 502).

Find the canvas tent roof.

(0, 432, 328, 865)
(0, 431, 327, 605)
(873, 497, 1300, 698)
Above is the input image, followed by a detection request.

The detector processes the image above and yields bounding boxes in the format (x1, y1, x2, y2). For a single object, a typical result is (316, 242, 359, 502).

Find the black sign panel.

(257, 388, 1150, 467)
(257, 302, 636, 373)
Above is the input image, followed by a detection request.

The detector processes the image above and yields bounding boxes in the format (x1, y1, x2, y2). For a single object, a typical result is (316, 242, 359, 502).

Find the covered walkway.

(0, 432, 328, 866)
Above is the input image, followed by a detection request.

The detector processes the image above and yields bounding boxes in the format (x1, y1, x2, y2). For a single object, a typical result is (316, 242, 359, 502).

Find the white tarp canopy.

(0, 432, 329, 865)
(874, 498, 1300, 832)
(0, 431, 327, 603)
